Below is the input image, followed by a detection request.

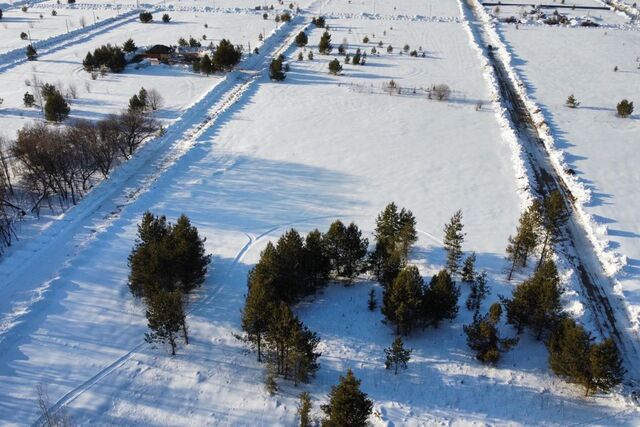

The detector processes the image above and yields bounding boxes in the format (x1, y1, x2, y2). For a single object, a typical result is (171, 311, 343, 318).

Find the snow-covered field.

(495, 21, 640, 336)
(0, 9, 269, 137)
(0, 0, 639, 425)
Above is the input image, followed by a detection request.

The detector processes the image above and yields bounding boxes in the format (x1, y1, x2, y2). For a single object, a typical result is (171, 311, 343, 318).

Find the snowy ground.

(0, 9, 268, 138)
(0, 0, 639, 425)
(495, 20, 640, 336)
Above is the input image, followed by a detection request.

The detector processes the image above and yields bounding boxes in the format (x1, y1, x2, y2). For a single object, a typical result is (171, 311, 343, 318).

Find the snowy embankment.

(466, 0, 640, 333)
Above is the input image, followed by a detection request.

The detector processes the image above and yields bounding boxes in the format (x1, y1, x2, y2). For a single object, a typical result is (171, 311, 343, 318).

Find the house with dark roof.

(144, 45, 173, 61)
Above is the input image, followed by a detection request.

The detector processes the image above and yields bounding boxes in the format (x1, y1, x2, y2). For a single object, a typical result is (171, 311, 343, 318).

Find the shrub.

(23, 92, 35, 108)
(139, 11, 153, 23)
(21, 5, 28, 12)
(280, 11, 291, 22)
(26, 44, 37, 60)
(432, 84, 451, 101)
(616, 99, 634, 118)
(362, 36, 369, 43)
(311, 16, 325, 27)
(51, 10, 57, 16)
(329, 59, 342, 75)
(20, 32, 27, 40)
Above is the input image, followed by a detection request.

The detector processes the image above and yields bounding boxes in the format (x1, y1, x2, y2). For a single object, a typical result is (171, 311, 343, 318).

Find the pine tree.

(321, 369, 373, 427)
(588, 338, 625, 395)
(200, 54, 213, 75)
(369, 203, 417, 287)
(461, 252, 476, 283)
(443, 210, 465, 275)
(505, 260, 562, 338)
(123, 38, 136, 53)
(466, 270, 489, 313)
(566, 94, 580, 108)
(423, 269, 459, 328)
(23, 92, 35, 108)
(323, 220, 367, 280)
(269, 55, 286, 81)
(307, 51, 314, 60)
(295, 31, 308, 47)
(328, 58, 342, 75)
(384, 336, 412, 374)
(298, 392, 312, 427)
(144, 290, 186, 355)
(26, 44, 37, 60)
(506, 201, 542, 280)
(382, 265, 423, 335)
(302, 229, 330, 293)
(367, 288, 377, 311)
(265, 367, 278, 395)
(537, 191, 566, 268)
(83, 52, 95, 71)
(170, 214, 211, 293)
(464, 303, 517, 364)
(616, 99, 633, 118)
(44, 89, 70, 122)
(318, 31, 332, 54)
(548, 318, 624, 396)
(242, 279, 273, 362)
(162, 13, 171, 22)
(213, 38, 242, 71)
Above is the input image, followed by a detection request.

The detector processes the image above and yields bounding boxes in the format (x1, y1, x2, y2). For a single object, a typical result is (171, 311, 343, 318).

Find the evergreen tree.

(616, 99, 633, 118)
(369, 203, 417, 287)
(464, 303, 517, 364)
(83, 52, 94, 71)
(423, 269, 459, 328)
(242, 279, 273, 362)
(265, 367, 278, 395)
(269, 55, 286, 81)
(26, 44, 37, 60)
(323, 220, 367, 280)
(328, 58, 342, 75)
(307, 51, 314, 60)
(566, 94, 580, 108)
(382, 265, 423, 335)
(295, 31, 308, 47)
(461, 252, 476, 283)
(547, 318, 624, 395)
(443, 210, 465, 275)
(128, 94, 145, 112)
(303, 229, 330, 292)
(384, 336, 412, 374)
(537, 191, 566, 268)
(213, 39, 242, 71)
(144, 290, 186, 355)
(44, 89, 70, 122)
(200, 54, 213, 75)
(170, 214, 211, 293)
(504, 260, 562, 338)
(321, 369, 372, 427)
(162, 13, 171, 22)
(367, 288, 377, 311)
(139, 11, 153, 23)
(466, 270, 489, 313)
(298, 392, 312, 427)
(318, 31, 332, 54)
(23, 92, 35, 108)
(506, 201, 542, 280)
(123, 38, 136, 53)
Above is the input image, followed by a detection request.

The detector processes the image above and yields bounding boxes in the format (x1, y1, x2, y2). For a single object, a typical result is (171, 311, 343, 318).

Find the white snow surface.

(0, 0, 638, 426)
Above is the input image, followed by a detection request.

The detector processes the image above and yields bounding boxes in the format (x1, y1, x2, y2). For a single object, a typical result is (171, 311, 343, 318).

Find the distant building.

(144, 45, 173, 61)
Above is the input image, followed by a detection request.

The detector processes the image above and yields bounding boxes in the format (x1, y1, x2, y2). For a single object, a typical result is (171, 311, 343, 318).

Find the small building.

(144, 45, 173, 61)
